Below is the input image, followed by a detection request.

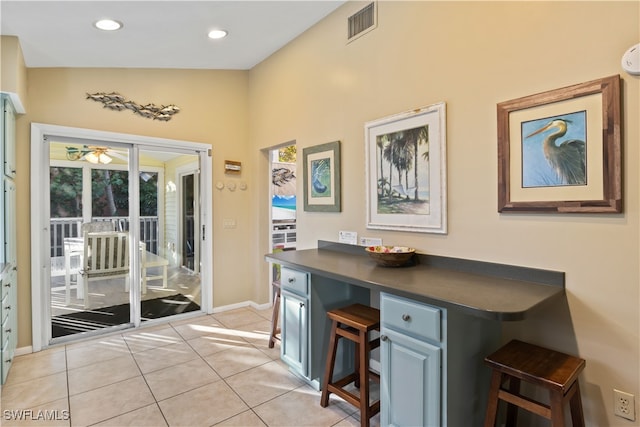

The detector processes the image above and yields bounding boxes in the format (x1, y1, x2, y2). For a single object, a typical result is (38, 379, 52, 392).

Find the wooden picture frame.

(497, 75, 621, 213)
(303, 141, 341, 212)
(365, 102, 447, 233)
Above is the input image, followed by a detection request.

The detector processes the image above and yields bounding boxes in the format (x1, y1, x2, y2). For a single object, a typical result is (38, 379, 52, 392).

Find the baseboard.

(15, 345, 33, 356)
(211, 300, 272, 314)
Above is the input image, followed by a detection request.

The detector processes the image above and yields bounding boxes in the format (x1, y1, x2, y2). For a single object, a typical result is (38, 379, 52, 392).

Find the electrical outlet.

(614, 389, 636, 421)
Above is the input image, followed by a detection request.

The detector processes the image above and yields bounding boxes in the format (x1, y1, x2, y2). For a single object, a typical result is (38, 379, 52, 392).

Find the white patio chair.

(78, 231, 130, 309)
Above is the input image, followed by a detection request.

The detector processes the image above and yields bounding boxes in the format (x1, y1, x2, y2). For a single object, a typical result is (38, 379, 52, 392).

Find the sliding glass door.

(137, 148, 201, 322)
(47, 140, 203, 341)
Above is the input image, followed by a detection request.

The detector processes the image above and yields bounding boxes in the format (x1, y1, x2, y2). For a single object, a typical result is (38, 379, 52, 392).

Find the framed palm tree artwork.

(497, 75, 621, 213)
(365, 102, 447, 234)
(303, 141, 341, 212)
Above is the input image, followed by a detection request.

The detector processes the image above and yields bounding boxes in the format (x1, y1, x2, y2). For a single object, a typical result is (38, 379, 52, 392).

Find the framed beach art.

(365, 102, 447, 234)
(303, 141, 341, 212)
(497, 75, 621, 213)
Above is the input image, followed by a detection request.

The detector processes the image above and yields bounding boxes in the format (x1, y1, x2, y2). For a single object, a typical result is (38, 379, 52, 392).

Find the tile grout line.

(123, 330, 171, 427)
(168, 316, 292, 427)
(64, 344, 72, 427)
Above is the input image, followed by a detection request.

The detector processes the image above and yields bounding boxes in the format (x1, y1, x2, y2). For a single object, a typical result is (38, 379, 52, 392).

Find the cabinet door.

(2, 97, 16, 179)
(281, 289, 308, 377)
(3, 178, 16, 266)
(381, 328, 441, 427)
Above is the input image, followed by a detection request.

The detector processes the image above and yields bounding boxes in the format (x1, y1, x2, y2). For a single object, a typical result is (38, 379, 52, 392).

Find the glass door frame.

(30, 123, 213, 351)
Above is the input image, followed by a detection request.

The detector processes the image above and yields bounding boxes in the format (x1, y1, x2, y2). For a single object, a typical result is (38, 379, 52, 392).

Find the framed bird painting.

(497, 75, 621, 213)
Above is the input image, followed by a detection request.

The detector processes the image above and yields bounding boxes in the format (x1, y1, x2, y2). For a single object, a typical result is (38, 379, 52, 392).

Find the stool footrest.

(498, 389, 551, 419)
(326, 383, 381, 415)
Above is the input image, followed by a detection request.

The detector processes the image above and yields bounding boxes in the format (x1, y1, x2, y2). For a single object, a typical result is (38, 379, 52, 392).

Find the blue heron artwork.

(521, 110, 587, 188)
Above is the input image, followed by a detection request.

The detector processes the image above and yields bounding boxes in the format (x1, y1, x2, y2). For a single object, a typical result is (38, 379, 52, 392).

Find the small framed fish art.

(497, 75, 621, 213)
(303, 141, 341, 212)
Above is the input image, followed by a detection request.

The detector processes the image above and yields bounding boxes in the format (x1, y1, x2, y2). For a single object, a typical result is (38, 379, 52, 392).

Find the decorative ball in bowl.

(365, 246, 416, 267)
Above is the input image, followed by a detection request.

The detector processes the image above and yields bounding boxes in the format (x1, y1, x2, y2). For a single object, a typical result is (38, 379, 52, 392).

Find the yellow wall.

(16, 68, 254, 347)
(7, 1, 640, 425)
(1, 36, 28, 109)
(248, 2, 639, 426)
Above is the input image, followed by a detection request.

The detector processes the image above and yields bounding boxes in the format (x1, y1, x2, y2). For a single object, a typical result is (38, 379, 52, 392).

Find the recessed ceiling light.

(208, 29, 228, 39)
(94, 19, 123, 31)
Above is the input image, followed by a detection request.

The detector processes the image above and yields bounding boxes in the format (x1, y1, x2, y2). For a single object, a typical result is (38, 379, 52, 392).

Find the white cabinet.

(0, 94, 17, 385)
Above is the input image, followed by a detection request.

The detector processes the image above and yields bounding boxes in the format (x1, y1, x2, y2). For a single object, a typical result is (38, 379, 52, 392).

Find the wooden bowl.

(365, 246, 416, 267)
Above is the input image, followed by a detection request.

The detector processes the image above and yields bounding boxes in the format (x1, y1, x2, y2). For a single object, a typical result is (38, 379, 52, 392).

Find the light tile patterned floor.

(1, 306, 381, 426)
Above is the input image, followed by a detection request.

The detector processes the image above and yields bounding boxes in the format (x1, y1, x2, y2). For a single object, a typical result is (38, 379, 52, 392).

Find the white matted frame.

(365, 102, 447, 234)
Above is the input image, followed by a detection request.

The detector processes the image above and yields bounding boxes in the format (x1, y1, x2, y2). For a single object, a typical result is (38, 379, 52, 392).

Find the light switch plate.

(339, 231, 358, 245)
(360, 237, 382, 246)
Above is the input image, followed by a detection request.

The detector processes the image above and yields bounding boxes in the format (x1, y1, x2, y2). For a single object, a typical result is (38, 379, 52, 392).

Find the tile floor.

(0, 306, 381, 426)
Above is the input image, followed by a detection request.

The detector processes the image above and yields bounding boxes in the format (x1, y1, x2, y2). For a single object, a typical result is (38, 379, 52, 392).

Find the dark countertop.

(265, 241, 565, 321)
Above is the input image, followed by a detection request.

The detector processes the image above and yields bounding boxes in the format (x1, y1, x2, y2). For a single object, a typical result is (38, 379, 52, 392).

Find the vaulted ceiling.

(0, 1, 345, 69)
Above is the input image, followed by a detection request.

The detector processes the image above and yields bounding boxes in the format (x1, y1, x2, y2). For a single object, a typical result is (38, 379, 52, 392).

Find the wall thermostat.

(621, 43, 640, 75)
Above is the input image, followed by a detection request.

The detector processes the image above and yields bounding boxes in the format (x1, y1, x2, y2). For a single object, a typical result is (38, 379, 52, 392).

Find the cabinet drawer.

(1, 314, 9, 341)
(1, 276, 11, 300)
(1, 292, 9, 315)
(281, 267, 308, 296)
(1, 335, 12, 384)
(381, 293, 441, 343)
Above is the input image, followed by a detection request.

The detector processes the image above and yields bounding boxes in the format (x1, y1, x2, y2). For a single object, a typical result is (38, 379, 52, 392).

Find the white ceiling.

(0, 0, 345, 70)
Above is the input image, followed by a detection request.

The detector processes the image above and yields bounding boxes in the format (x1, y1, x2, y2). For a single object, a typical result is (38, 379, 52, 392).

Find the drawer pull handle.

(299, 302, 305, 308)
(3, 284, 9, 288)
(401, 314, 411, 322)
(380, 335, 388, 342)
(4, 306, 10, 310)
(4, 328, 10, 333)
(288, 277, 295, 283)
(4, 358, 11, 363)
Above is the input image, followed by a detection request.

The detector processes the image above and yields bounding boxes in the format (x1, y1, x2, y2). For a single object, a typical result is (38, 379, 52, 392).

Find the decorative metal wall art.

(86, 92, 180, 121)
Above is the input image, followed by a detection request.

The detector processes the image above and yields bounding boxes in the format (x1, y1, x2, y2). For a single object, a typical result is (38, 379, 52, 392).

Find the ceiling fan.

(65, 145, 127, 164)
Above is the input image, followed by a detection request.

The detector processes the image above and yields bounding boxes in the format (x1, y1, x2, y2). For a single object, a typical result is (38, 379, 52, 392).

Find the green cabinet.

(381, 292, 500, 427)
(0, 94, 17, 385)
(280, 271, 308, 376)
(381, 293, 442, 426)
(381, 328, 441, 426)
(279, 266, 369, 389)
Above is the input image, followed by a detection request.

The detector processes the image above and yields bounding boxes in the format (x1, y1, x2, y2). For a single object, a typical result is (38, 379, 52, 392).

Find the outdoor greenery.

(50, 166, 158, 218)
(278, 145, 296, 163)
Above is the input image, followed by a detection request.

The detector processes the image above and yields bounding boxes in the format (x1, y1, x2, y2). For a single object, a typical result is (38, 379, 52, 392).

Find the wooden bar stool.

(484, 339, 586, 427)
(268, 281, 281, 349)
(320, 303, 381, 427)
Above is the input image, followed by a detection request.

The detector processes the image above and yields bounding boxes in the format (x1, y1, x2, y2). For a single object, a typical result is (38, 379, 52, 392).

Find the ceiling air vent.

(347, 2, 377, 43)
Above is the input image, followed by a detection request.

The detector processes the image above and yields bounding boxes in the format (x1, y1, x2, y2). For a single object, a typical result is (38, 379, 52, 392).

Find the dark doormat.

(52, 294, 201, 338)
